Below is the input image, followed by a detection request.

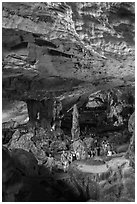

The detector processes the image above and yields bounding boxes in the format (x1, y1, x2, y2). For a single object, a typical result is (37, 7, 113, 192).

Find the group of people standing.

(44, 139, 115, 174)
(44, 150, 77, 174)
(60, 150, 79, 172)
(89, 139, 115, 158)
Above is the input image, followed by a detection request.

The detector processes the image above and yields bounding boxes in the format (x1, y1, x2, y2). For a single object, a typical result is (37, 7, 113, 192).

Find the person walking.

(61, 150, 69, 172)
(45, 153, 55, 173)
(67, 152, 73, 164)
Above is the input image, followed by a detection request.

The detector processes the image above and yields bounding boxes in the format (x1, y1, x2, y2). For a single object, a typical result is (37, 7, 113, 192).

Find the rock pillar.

(71, 104, 80, 141)
(26, 97, 54, 130)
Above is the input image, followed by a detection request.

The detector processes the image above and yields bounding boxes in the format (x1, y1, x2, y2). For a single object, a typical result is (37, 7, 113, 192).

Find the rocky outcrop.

(10, 148, 39, 176)
(26, 98, 54, 129)
(2, 3, 135, 202)
(2, 2, 135, 102)
(126, 112, 135, 167)
(8, 127, 68, 164)
(2, 147, 23, 201)
(2, 146, 75, 202)
(68, 156, 135, 201)
(8, 130, 47, 164)
(61, 86, 134, 134)
(69, 2, 134, 55)
(128, 111, 135, 133)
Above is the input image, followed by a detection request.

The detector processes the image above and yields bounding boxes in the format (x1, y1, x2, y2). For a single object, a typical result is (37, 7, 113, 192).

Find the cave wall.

(2, 3, 135, 103)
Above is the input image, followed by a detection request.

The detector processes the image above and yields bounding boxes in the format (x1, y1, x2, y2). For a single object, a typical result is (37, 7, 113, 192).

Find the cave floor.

(75, 156, 128, 174)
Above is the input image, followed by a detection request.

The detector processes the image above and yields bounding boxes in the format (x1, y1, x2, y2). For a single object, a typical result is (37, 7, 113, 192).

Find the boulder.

(50, 140, 67, 152)
(11, 148, 39, 176)
(128, 111, 135, 133)
(9, 131, 47, 164)
(126, 112, 135, 167)
(2, 147, 23, 202)
(68, 156, 134, 202)
(83, 137, 94, 151)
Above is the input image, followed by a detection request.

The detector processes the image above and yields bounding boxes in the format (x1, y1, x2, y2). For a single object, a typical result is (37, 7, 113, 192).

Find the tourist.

(90, 149, 94, 158)
(45, 153, 55, 173)
(94, 139, 98, 147)
(63, 160, 69, 173)
(72, 151, 77, 161)
(61, 150, 67, 163)
(76, 151, 81, 160)
(96, 146, 101, 156)
(101, 140, 105, 151)
(61, 150, 69, 172)
(106, 142, 113, 156)
(67, 152, 73, 164)
(107, 150, 112, 156)
(102, 140, 108, 155)
(88, 150, 91, 158)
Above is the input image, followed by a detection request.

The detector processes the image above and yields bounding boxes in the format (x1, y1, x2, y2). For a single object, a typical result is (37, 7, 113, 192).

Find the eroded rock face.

(8, 127, 68, 164)
(10, 148, 39, 176)
(2, 2, 135, 102)
(26, 98, 54, 129)
(3, 2, 134, 55)
(128, 111, 135, 133)
(69, 2, 135, 55)
(61, 86, 134, 135)
(2, 147, 23, 202)
(68, 156, 135, 201)
(126, 112, 135, 167)
(2, 3, 135, 202)
(9, 130, 47, 164)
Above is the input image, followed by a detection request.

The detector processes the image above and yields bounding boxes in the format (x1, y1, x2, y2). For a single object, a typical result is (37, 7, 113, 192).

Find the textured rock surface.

(10, 148, 39, 176)
(9, 130, 47, 164)
(126, 112, 135, 167)
(128, 111, 135, 133)
(2, 147, 23, 201)
(68, 156, 135, 201)
(72, 139, 88, 160)
(2, 3, 135, 202)
(2, 2, 135, 101)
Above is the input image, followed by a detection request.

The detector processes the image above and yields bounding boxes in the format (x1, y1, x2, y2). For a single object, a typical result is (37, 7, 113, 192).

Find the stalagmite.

(71, 104, 80, 141)
(52, 100, 62, 130)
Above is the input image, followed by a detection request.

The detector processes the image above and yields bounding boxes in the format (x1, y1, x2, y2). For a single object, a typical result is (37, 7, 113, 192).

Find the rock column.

(26, 97, 54, 130)
(71, 104, 80, 141)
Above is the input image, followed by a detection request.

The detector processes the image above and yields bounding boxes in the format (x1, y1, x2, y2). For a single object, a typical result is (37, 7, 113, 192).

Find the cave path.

(76, 157, 129, 174)
(77, 163, 108, 173)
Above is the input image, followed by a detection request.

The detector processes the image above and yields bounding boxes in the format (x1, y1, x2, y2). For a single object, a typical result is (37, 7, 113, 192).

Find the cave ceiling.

(2, 2, 135, 101)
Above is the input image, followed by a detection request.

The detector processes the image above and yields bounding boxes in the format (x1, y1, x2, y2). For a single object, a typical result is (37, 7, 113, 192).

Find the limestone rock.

(50, 140, 67, 152)
(68, 156, 134, 202)
(83, 137, 94, 151)
(2, 147, 23, 202)
(2, 3, 135, 104)
(72, 139, 88, 160)
(71, 104, 80, 141)
(9, 132, 46, 164)
(125, 112, 135, 167)
(11, 148, 39, 176)
(128, 111, 135, 133)
(2, 2, 135, 202)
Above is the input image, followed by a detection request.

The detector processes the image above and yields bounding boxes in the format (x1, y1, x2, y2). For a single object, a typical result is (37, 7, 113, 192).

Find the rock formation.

(3, 2, 134, 101)
(71, 104, 80, 141)
(2, 2, 135, 202)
